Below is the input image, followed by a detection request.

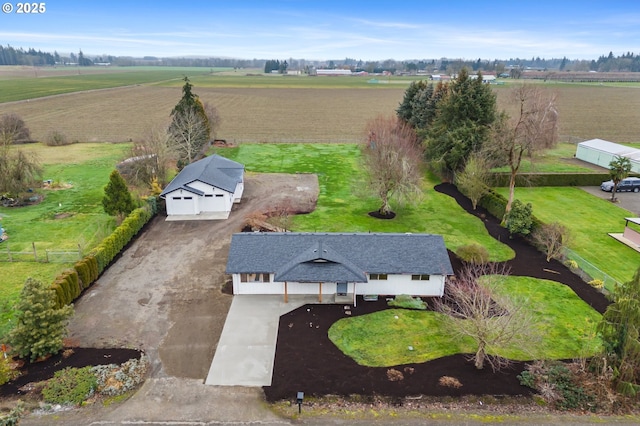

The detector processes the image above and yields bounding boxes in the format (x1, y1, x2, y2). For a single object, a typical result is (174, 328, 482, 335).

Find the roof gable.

(226, 233, 454, 280)
(160, 154, 244, 198)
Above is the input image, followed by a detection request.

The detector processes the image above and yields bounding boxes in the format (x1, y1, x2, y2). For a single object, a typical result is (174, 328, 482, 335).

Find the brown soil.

(263, 182, 610, 402)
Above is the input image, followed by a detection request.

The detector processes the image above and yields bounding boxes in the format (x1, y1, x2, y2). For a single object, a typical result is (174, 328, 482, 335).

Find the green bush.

(518, 361, 596, 411)
(0, 355, 18, 386)
(478, 188, 508, 220)
(42, 367, 97, 405)
(456, 243, 490, 264)
(387, 295, 427, 310)
(504, 199, 533, 236)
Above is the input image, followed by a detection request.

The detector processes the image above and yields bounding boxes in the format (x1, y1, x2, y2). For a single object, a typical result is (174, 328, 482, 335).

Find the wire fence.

(0, 242, 82, 263)
(564, 247, 620, 292)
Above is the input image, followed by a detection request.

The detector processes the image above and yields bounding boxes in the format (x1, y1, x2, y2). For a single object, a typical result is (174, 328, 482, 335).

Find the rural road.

(22, 173, 318, 425)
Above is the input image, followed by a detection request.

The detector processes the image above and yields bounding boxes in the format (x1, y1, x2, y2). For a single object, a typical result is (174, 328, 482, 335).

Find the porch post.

(353, 283, 357, 307)
(284, 281, 288, 303)
(319, 282, 323, 303)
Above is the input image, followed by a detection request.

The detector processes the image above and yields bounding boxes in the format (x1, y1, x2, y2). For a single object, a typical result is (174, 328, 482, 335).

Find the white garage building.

(576, 139, 640, 174)
(226, 232, 454, 305)
(160, 155, 244, 220)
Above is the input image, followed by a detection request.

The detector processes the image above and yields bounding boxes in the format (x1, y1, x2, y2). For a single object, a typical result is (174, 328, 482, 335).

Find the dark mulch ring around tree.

(0, 348, 143, 398)
(368, 210, 396, 219)
(264, 183, 611, 403)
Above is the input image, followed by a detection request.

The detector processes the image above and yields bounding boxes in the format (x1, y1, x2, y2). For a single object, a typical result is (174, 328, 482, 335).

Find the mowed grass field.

(0, 67, 639, 144)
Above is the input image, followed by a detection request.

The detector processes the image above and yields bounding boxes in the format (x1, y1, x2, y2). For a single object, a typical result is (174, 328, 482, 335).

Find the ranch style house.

(226, 232, 454, 305)
(160, 154, 244, 219)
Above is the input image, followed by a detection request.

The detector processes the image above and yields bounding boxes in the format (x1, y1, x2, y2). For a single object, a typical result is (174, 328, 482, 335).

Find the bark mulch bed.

(263, 183, 610, 402)
(0, 348, 143, 398)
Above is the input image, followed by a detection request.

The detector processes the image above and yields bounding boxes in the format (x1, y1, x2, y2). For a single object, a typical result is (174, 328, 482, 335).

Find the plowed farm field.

(0, 85, 405, 143)
(0, 79, 639, 144)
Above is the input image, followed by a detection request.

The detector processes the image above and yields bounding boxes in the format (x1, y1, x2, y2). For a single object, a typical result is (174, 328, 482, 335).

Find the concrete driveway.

(206, 295, 317, 386)
(580, 186, 640, 215)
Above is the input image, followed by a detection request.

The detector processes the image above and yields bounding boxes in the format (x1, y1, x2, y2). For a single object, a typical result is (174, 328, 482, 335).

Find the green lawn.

(491, 143, 597, 173)
(217, 143, 514, 261)
(0, 143, 129, 337)
(0, 67, 215, 103)
(494, 186, 640, 286)
(328, 277, 601, 367)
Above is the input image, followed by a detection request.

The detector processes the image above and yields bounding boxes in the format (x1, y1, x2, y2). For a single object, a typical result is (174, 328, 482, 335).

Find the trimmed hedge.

(50, 197, 157, 307)
(490, 172, 638, 187)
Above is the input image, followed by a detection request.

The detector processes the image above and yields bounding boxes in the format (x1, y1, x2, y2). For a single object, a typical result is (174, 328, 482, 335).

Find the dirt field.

(0, 86, 405, 144)
(14, 173, 318, 424)
(0, 82, 639, 145)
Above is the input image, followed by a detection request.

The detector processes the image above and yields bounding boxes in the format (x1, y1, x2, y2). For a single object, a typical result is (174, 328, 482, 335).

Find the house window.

(411, 274, 430, 281)
(240, 273, 270, 283)
(205, 194, 213, 198)
(215, 194, 224, 197)
(369, 273, 387, 280)
(172, 197, 181, 200)
(184, 196, 193, 200)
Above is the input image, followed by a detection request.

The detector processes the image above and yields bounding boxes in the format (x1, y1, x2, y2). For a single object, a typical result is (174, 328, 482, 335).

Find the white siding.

(187, 180, 232, 213)
(231, 274, 445, 297)
(165, 190, 198, 215)
(233, 181, 244, 203)
(357, 274, 445, 297)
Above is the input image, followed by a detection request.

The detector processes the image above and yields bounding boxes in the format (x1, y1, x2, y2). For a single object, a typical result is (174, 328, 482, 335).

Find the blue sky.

(1, 1, 639, 60)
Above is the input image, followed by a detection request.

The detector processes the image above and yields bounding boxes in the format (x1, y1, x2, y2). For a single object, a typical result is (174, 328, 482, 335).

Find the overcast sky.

(1, 0, 639, 61)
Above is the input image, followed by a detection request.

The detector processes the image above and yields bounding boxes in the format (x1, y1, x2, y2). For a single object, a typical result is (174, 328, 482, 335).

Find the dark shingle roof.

(160, 154, 244, 198)
(226, 232, 453, 283)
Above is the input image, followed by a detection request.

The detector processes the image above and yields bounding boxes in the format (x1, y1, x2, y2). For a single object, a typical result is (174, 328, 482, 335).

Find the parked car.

(601, 176, 640, 192)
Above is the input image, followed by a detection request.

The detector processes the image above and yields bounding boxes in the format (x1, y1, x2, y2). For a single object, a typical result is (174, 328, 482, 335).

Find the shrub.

(565, 259, 578, 269)
(386, 368, 404, 381)
(42, 366, 97, 405)
(456, 243, 489, 264)
(9, 278, 73, 362)
(518, 361, 596, 411)
(0, 355, 19, 386)
(588, 279, 604, 289)
(387, 295, 427, 310)
(44, 130, 71, 146)
(438, 376, 463, 388)
(504, 199, 533, 236)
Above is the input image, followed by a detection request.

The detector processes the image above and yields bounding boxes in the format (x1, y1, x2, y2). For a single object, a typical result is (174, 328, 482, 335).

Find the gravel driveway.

(23, 173, 318, 425)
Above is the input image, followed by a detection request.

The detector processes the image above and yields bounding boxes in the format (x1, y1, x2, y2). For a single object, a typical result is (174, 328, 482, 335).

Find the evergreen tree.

(8, 278, 73, 362)
(102, 170, 135, 216)
(597, 267, 640, 396)
(424, 69, 497, 172)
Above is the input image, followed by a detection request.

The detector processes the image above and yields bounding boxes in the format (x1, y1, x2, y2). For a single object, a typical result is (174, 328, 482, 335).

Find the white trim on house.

(226, 232, 454, 303)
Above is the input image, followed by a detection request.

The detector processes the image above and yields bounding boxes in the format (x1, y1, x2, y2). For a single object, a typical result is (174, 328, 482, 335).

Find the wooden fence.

(0, 242, 82, 263)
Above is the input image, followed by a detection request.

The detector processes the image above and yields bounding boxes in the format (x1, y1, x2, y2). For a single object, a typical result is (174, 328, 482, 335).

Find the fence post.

(45, 249, 49, 263)
(78, 243, 82, 260)
(6, 242, 11, 262)
(32, 242, 37, 262)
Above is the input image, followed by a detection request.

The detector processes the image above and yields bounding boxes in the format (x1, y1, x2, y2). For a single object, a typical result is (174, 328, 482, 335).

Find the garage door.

(168, 196, 196, 215)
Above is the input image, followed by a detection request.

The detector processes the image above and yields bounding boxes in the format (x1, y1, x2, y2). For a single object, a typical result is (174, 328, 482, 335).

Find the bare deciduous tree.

(362, 115, 424, 216)
(455, 152, 491, 210)
(0, 113, 31, 146)
(532, 222, 570, 262)
(169, 107, 209, 165)
(127, 126, 176, 186)
(487, 85, 558, 217)
(435, 263, 537, 371)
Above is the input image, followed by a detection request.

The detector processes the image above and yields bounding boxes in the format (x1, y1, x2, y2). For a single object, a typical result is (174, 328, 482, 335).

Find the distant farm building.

(315, 69, 352, 76)
(575, 139, 640, 174)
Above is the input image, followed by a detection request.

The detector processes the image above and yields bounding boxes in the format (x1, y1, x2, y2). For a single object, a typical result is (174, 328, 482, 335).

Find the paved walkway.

(205, 295, 323, 386)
